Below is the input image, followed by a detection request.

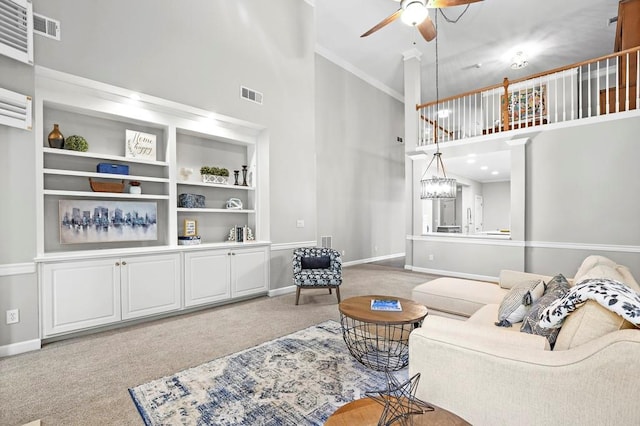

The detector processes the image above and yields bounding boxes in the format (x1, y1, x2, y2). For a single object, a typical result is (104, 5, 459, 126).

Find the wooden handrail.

(416, 45, 640, 111)
(419, 114, 453, 137)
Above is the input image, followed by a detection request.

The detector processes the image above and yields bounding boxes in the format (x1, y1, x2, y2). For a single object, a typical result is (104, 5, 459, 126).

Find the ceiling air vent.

(33, 12, 60, 40)
(240, 86, 263, 105)
(0, 0, 33, 65)
(0, 87, 32, 130)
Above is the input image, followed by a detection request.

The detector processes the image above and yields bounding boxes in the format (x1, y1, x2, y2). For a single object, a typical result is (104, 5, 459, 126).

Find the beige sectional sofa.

(409, 255, 640, 425)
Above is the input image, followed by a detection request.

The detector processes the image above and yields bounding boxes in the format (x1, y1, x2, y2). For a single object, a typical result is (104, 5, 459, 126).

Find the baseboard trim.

(409, 266, 498, 283)
(0, 339, 41, 357)
(342, 252, 405, 267)
(0, 262, 36, 277)
(268, 285, 296, 297)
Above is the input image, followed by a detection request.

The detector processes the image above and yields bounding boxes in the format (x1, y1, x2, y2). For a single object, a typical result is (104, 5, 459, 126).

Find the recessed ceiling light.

(466, 159, 476, 164)
(491, 171, 499, 175)
(480, 166, 488, 170)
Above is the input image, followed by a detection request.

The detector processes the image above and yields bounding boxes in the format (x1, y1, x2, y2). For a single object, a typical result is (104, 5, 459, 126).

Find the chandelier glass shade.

(419, 11, 456, 200)
(420, 152, 457, 199)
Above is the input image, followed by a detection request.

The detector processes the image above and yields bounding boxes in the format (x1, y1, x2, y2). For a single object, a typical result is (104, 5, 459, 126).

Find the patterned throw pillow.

(520, 274, 571, 347)
(495, 279, 546, 327)
(301, 256, 331, 269)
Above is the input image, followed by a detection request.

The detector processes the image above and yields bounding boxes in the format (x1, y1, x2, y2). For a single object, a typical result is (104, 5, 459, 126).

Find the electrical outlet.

(296, 219, 304, 228)
(6, 309, 19, 324)
(428, 254, 434, 261)
(341, 250, 346, 256)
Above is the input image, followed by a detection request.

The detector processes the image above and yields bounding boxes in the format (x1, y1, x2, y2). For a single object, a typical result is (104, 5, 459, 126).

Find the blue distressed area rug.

(129, 320, 405, 425)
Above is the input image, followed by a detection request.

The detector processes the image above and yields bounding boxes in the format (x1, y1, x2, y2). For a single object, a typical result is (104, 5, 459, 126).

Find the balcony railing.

(416, 46, 640, 146)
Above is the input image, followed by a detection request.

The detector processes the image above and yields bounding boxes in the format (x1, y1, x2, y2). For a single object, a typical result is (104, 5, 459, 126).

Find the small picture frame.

(183, 219, 197, 237)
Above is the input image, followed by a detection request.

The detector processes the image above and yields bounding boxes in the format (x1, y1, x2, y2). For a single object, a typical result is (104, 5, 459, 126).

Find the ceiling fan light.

(401, 2, 428, 26)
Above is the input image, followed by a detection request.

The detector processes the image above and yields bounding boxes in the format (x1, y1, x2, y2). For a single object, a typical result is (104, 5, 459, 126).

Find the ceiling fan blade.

(428, 0, 483, 8)
(360, 9, 402, 38)
(417, 16, 437, 42)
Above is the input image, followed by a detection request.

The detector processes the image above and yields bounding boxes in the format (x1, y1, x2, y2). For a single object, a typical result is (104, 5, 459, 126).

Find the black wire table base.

(339, 314, 423, 371)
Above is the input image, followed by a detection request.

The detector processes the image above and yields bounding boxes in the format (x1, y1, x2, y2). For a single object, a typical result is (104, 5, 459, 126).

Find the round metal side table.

(338, 295, 428, 371)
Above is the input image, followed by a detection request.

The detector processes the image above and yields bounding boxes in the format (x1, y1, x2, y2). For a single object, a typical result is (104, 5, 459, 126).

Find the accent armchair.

(292, 247, 342, 305)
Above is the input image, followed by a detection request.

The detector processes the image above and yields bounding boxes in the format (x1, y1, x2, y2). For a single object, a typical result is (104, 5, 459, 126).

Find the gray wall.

(411, 116, 640, 279)
(482, 181, 510, 231)
(0, 55, 38, 347)
(525, 116, 640, 278)
(1, 0, 318, 347)
(315, 55, 406, 262)
(0, 1, 409, 346)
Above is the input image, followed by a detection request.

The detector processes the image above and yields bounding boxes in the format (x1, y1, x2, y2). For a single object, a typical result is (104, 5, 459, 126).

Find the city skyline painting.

(59, 200, 158, 244)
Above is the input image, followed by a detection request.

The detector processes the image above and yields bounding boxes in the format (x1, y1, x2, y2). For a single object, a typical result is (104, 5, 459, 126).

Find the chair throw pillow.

(520, 274, 571, 347)
(539, 278, 640, 329)
(495, 279, 545, 327)
(301, 255, 331, 269)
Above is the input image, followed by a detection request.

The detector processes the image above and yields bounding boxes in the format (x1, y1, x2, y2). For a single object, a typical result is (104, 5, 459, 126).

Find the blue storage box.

(97, 163, 129, 175)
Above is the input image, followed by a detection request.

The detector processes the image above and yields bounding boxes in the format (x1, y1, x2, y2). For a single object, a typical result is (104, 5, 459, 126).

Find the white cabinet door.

(42, 258, 120, 337)
(120, 253, 181, 320)
(184, 249, 231, 307)
(231, 246, 268, 298)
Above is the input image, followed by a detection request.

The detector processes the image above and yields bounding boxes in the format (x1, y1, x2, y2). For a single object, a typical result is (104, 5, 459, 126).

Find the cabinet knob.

(231, 252, 236, 256)
(227, 252, 231, 256)
(122, 261, 127, 266)
(115, 262, 120, 266)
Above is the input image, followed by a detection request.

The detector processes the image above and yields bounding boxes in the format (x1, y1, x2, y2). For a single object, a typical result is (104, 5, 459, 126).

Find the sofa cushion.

(495, 279, 545, 327)
(468, 304, 521, 331)
(555, 261, 639, 350)
(573, 256, 640, 292)
(499, 270, 553, 290)
(412, 278, 507, 318)
(520, 274, 571, 347)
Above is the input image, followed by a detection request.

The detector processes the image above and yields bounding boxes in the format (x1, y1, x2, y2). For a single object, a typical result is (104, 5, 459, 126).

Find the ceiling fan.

(361, 0, 483, 42)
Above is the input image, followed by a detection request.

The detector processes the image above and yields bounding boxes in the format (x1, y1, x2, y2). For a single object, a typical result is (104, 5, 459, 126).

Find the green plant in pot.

(64, 135, 89, 152)
(200, 166, 229, 184)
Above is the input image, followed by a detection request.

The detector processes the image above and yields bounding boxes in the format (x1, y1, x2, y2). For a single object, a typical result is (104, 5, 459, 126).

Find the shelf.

(177, 181, 255, 191)
(43, 147, 169, 167)
(44, 168, 170, 183)
(44, 189, 170, 200)
(177, 208, 255, 214)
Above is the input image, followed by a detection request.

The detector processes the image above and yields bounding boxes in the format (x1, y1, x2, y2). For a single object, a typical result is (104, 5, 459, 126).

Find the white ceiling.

(316, 0, 621, 102)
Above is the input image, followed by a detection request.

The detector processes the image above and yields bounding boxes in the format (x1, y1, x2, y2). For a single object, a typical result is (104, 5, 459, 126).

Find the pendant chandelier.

(420, 11, 456, 200)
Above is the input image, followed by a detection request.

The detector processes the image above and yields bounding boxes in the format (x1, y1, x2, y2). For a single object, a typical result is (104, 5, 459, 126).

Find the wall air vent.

(321, 236, 332, 249)
(0, 87, 32, 130)
(240, 86, 263, 105)
(33, 12, 60, 40)
(0, 0, 33, 65)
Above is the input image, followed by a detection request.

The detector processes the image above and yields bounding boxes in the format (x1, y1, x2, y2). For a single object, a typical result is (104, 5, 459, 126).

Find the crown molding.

(315, 44, 405, 103)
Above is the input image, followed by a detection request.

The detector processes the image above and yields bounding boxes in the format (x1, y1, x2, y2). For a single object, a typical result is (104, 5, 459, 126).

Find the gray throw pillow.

(520, 274, 571, 347)
(495, 279, 546, 327)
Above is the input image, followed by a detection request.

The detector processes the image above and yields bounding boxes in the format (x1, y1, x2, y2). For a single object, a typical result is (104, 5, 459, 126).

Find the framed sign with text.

(125, 130, 157, 161)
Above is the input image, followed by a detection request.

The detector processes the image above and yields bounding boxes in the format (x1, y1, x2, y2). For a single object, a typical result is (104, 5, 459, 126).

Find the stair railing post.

(502, 77, 510, 132)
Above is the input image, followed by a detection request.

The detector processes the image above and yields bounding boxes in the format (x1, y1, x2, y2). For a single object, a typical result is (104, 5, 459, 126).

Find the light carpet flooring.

(0, 263, 437, 426)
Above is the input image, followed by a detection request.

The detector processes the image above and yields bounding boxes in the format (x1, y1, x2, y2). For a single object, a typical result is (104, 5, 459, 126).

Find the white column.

(403, 48, 422, 269)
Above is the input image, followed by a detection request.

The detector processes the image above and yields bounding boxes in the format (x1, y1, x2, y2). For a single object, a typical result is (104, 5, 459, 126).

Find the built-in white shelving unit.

(33, 67, 271, 340)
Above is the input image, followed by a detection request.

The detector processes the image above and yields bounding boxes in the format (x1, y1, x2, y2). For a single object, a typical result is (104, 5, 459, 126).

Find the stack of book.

(370, 299, 403, 312)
